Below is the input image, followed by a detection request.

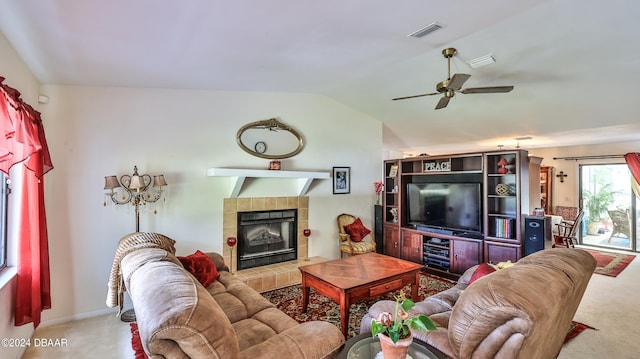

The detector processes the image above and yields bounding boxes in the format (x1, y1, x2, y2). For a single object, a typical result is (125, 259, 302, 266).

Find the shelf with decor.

(483, 150, 529, 263)
(383, 160, 400, 225)
(399, 154, 483, 175)
(540, 166, 553, 214)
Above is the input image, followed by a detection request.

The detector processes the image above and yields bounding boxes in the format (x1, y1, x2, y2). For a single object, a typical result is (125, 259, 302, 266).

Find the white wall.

(0, 31, 43, 359)
(529, 142, 640, 210)
(37, 84, 382, 323)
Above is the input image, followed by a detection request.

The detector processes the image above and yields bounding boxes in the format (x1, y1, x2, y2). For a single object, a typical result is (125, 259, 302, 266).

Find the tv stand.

(382, 149, 530, 275)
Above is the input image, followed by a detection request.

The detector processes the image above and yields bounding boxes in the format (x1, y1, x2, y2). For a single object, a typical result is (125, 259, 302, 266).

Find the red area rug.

(262, 273, 455, 338)
(585, 249, 636, 277)
(565, 321, 597, 343)
(261, 274, 594, 344)
(130, 323, 148, 359)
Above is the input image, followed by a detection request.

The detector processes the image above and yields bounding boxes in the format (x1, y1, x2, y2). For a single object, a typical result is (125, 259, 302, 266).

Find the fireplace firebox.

(237, 209, 297, 270)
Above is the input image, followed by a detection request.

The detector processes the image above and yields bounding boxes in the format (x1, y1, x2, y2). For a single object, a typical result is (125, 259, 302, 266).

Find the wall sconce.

(104, 165, 168, 232)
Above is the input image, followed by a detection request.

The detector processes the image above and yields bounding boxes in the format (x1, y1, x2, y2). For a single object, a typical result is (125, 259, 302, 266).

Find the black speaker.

(374, 205, 384, 253)
(523, 215, 548, 256)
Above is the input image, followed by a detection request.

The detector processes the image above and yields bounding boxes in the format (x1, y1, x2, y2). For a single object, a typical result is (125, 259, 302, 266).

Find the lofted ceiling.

(1, 0, 639, 155)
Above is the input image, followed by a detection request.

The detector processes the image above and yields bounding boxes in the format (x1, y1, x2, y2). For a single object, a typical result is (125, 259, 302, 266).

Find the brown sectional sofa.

(118, 234, 345, 359)
(360, 248, 596, 359)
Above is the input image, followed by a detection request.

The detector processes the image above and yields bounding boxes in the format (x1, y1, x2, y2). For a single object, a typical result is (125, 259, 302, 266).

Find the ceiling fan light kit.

(392, 47, 514, 109)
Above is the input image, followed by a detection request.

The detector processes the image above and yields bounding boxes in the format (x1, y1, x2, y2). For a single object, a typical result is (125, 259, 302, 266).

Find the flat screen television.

(406, 182, 482, 234)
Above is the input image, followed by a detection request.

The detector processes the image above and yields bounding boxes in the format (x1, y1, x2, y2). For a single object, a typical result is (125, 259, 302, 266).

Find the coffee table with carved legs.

(299, 252, 423, 337)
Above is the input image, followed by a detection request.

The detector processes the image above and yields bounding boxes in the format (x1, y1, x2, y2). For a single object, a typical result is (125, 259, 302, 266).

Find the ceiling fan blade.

(435, 96, 450, 110)
(461, 86, 514, 94)
(448, 74, 471, 90)
(392, 92, 438, 101)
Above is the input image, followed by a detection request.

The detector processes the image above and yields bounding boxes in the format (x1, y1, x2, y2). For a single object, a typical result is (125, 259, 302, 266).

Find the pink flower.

(377, 312, 393, 327)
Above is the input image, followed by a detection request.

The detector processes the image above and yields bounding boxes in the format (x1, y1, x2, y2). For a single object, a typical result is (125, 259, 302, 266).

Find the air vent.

(465, 54, 496, 68)
(408, 22, 444, 38)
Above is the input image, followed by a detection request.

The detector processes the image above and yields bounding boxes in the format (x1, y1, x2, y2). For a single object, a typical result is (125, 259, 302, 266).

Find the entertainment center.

(382, 150, 530, 277)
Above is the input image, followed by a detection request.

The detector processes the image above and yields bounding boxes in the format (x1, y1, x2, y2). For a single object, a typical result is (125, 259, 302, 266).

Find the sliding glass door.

(579, 164, 637, 251)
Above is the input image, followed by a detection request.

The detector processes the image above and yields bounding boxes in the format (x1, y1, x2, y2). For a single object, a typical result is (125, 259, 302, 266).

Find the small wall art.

(332, 167, 350, 194)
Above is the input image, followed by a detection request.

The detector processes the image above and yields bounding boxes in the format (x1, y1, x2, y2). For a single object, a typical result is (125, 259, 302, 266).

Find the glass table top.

(346, 336, 441, 359)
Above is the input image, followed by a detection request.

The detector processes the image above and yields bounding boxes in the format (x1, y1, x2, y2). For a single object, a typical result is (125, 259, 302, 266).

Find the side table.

(338, 333, 447, 359)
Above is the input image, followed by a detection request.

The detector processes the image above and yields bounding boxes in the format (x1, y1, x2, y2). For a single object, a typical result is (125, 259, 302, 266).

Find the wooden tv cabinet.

(382, 150, 530, 276)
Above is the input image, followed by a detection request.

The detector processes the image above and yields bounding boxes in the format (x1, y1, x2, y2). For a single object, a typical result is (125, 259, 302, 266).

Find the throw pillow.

(177, 250, 220, 287)
(343, 218, 371, 242)
(468, 262, 496, 285)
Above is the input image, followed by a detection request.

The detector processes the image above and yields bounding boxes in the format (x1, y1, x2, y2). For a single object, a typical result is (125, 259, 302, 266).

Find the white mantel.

(207, 167, 330, 197)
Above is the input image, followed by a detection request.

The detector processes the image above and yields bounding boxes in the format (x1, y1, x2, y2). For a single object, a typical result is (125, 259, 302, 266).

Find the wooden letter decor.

(424, 159, 451, 173)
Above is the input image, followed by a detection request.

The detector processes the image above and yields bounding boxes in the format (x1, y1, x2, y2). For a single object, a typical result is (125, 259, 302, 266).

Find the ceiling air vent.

(408, 22, 444, 38)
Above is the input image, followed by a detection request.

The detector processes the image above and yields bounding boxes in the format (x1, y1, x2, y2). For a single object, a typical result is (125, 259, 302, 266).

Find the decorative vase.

(378, 333, 412, 359)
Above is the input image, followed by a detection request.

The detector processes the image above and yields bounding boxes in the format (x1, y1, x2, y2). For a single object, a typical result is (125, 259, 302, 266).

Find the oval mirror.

(236, 118, 304, 159)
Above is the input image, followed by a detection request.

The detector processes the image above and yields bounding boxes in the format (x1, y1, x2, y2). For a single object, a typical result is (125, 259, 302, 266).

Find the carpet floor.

(585, 249, 636, 277)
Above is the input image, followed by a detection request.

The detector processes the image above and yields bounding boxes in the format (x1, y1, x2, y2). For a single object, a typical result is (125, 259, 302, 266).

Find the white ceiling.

(2, 0, 640, 155)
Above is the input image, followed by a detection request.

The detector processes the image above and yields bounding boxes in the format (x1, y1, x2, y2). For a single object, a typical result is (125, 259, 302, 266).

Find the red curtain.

(625, 153, 640, 198)
(625, 153, 640, 183)
(1, 77, 53, 328)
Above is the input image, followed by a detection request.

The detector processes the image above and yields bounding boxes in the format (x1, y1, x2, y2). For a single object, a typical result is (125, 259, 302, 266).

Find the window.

(579, 163, 637, 251)
(0, 172, 7, 270)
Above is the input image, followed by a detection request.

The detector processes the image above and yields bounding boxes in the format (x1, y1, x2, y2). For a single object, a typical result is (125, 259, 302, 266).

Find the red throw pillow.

(343, 218, 371, 242)
(177, 250, 219, 287)
(468, 263, 496, 285)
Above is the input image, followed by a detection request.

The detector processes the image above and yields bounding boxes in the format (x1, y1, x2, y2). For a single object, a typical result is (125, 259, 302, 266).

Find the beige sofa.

(360, 248, 596, 359)
(118, 233, 345, 359)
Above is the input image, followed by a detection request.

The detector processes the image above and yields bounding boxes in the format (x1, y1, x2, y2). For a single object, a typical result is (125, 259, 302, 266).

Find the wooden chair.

(608, 209, 631, 242)
(553, 210, 584, 248)
(554, 206, 579, 221)
(337, 213, 376, 257)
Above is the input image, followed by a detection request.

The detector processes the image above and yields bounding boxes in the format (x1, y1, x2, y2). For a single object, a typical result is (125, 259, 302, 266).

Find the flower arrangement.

(371, 290, 436, 344)
(374, 181, 384, 205)
(374, 181, 384, 195)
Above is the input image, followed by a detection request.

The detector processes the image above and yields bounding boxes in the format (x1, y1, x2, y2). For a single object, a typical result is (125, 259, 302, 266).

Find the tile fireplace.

(223, 196, 309, 272)
(236, 209, 297, 270)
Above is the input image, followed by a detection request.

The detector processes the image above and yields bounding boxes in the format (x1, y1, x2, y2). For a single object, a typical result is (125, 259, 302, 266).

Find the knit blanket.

(105, 232, 176, 314)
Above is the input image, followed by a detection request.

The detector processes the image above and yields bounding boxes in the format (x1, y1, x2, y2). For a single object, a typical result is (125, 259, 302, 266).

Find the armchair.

(608, 209, 631, 242)
(337, 213, 376, 257)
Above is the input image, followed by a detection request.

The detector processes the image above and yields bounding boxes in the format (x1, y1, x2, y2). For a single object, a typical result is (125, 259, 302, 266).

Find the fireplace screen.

(237, 209, 297, 270)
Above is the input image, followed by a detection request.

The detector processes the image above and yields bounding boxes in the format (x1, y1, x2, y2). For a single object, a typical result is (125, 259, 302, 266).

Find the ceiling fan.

(392, 48, 514, 109)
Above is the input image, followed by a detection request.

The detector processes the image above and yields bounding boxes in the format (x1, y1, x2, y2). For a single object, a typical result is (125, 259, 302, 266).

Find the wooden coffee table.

(299, 253, 423, 337)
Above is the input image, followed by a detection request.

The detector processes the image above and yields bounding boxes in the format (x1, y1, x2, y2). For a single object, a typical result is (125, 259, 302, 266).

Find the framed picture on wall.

(333, 167, 350, 194)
